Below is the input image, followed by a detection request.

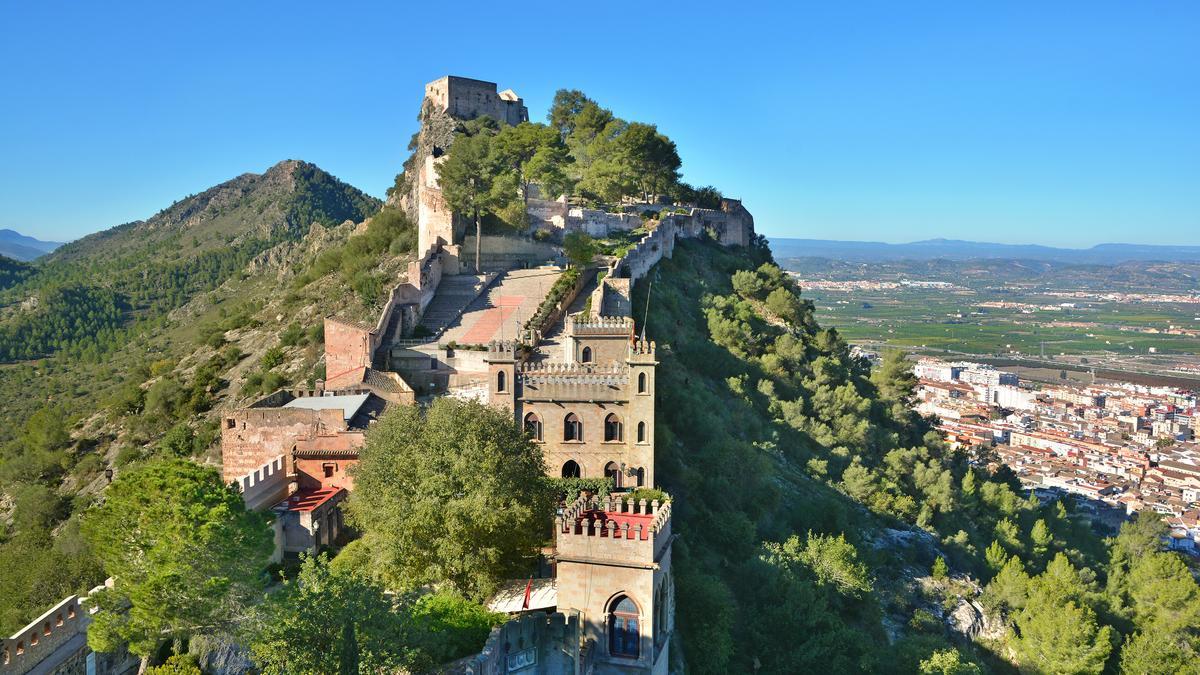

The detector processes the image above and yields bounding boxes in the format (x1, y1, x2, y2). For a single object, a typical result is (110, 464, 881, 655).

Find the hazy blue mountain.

(768, 237, 1200, 264)
(0, 228, 64, 261)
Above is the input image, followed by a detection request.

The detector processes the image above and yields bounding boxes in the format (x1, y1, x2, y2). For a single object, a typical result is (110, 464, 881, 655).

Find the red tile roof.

(278, 487, 345, 513)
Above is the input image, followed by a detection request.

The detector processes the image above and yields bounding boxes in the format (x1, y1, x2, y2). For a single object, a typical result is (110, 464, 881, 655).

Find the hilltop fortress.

(218, 75, 753, 675)
(3, 75, 752, 675)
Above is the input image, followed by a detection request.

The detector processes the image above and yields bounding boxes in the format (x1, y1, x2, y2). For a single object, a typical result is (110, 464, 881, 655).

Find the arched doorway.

(562, 460, 581, 479)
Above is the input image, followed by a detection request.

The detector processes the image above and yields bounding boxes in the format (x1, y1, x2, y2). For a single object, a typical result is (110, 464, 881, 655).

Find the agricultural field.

(778, 256, 1200, 373)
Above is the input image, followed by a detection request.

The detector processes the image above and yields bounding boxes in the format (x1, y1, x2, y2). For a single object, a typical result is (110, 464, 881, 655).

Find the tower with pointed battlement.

(554, 494, 674, 674)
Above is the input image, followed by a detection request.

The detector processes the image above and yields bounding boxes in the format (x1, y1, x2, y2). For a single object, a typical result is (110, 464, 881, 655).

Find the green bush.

(279, 322, 305, 347)
(409, 591, 505, 664)
(145, 654, 201, 675)
(260, 346, 285, 369)
(548, 476, 612, 503)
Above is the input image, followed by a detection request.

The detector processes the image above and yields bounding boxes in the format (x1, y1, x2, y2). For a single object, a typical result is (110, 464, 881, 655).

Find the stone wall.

(220, 407, 345, 484)
(324, 318, 375, 385)
(465, 611, 589, 675)
(236, 455, 290, 511)
(527, 195, 569, 231)
(424, 76, 528, 127)
(566, 208, 641, 237)
(1, 580, 136, 675)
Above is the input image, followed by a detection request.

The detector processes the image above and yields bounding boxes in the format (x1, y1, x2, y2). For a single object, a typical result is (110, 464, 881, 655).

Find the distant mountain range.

(768, 238, 1200, 265)
(0, 228, 63, 261)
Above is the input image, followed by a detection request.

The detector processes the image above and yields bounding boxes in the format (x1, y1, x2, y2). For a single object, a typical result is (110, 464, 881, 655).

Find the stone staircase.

(418, 274, 491, 337)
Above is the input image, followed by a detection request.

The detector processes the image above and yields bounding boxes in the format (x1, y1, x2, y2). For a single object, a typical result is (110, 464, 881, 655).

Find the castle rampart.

(1, 579, 135, 675)
(236, 454, 291, 511)
(465, 610, 590, 675)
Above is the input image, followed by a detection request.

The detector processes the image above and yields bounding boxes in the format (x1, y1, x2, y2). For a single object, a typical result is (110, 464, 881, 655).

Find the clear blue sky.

(2, 1, 1197, 246)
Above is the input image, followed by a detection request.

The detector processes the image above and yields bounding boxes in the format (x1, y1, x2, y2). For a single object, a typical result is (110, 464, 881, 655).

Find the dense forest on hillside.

(639, 237, 1199, 673)
(0, 161, 379, 366)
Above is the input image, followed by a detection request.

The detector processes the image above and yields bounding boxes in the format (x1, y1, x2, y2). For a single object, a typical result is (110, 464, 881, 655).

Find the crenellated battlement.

(568, 315, 634, 336)
(236, 455, 291, 511)
(487, 340, 518, 362)
(518, 363, 630, 402)
(520, 362, 627, 379)
(555, 494, 672, 566)
(627, 338, 656, 361)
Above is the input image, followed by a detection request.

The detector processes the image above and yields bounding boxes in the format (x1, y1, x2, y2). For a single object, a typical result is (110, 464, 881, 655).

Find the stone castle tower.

(555, 494, 674, 674)
(392, 76, 529, 255)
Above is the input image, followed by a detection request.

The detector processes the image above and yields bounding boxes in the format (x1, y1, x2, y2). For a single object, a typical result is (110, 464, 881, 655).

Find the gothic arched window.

(604, 461, 622, 489)
(524, 413, 542, 441)
(604, 413, 622, 442)
(637, 421, 646, 443)
(581, 346, 593, 363)
(562, 460, 581, 478)
(564, 413, 583, 442)
(608, 595, 640, 658)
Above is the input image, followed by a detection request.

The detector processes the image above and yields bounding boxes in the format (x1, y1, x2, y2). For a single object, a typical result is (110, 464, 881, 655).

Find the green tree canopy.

(346, 397, 552, 599)
(563, 231, 597, 268)
(81, 459, 273, 658)
(436, 128, 514, 272)
(490, 122, 573, 206)
(246, 554, 421, 675)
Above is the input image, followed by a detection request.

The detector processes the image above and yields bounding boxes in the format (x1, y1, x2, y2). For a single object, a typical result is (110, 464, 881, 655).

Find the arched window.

(604, 414, 622, 442)
(636, 467, 645, 487)
(496, 370, 506, 393)
(581, 346, 593, 363)
(524, 413, 542, 441)
(608, 595, 640, 658)
(638, 372, 647, 394)
(562, 460, 581, 478)
(637, 421, 646, 443)
(564, 413, 583, 442)
(604, 461, 622, 489)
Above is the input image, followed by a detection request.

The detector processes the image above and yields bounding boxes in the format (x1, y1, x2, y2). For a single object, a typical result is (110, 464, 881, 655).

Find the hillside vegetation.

(0, 163, 420, 636)
(639, 237, 1199, 673)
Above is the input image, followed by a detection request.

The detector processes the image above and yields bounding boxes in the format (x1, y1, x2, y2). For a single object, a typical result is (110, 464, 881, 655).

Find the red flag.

(522, 577, 533, 610)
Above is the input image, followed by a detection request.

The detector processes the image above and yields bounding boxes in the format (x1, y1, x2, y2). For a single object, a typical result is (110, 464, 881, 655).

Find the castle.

(213, 74, 752, 674)
(6, 75, 751, 675)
